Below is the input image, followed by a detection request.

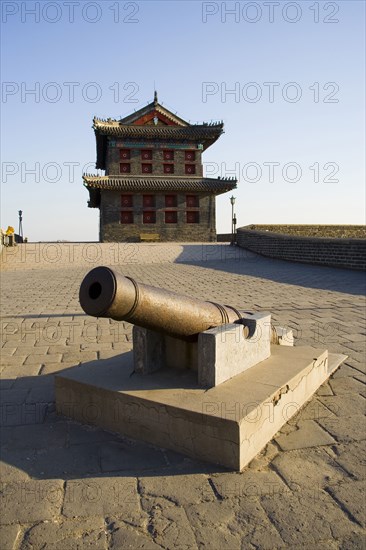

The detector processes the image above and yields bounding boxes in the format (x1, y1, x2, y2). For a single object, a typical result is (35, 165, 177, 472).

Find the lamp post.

(230, 195, 236, 245)
(18, 210, 23, 242)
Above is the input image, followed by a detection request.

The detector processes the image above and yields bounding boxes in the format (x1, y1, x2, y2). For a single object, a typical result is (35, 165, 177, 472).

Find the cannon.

(79, 266, 293, 387)
(54, 267, 344, 472)
(79, 266, 250, 341)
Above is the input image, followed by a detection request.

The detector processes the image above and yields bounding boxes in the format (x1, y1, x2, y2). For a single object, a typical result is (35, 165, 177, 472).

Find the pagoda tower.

(83, 93, 237, 242)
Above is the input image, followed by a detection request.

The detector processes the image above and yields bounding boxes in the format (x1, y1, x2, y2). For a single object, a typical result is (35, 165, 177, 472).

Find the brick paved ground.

(1, 243, 365, 549)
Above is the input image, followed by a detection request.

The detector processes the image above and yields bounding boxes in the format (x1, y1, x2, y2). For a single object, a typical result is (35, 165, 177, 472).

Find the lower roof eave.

(83, 175, 237, 195)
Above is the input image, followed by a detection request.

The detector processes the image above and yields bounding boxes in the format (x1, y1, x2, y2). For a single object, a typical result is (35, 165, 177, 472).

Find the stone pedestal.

(133, 312, 276, 388)
(55, 346, 346, 470)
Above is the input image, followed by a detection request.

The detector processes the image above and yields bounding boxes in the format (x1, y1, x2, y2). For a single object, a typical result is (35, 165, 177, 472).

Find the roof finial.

(154, 90, 158, 105)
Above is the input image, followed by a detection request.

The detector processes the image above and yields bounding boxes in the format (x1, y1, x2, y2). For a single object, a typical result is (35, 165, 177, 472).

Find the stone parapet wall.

(245, 224, 366, 239)
(236, 226, 366, 270)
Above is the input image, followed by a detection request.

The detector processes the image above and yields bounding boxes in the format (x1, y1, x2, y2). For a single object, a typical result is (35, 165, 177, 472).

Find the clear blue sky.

(1, 0, 365, 241)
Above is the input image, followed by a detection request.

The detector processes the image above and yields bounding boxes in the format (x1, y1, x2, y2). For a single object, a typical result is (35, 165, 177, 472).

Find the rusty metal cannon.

(54, 267, 342, 472)
(79, 266, 293, 387)
(79, 266, 249, 341)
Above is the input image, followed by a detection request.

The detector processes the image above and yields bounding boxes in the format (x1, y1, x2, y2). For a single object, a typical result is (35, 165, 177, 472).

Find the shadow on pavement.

(175, 245, 366, 297)
(0, 359, 228, 481)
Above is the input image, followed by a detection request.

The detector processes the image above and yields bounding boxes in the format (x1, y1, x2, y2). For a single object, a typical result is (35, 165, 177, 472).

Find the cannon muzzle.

(79, 266, 245, 340)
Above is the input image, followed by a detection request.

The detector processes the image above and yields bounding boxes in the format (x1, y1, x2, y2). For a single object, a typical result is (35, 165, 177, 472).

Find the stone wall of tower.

(99, 190, 216, 242)
(106, 140, 203, 177)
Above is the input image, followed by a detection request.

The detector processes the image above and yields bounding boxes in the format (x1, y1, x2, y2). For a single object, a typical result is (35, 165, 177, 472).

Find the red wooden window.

(185, 150, 195, 161)
(120, 149, 130, 160)
(142, 163, 152, 174)
(187, 211, 199, 224)
(186, 195, 199, 207)
(143, 195, 155, 208)
(165, 195, 177, 207)
(163, 150, 174, 161)
(164, 164, 174, 174)
(185, 164, 196, 175)
(141, 150, 152, 160)
(121, 194, 133, 207)
(165, 211, 177, 224)
(143, 211, 156, 224)
(121, 211, 133, 224)
(120, 163, 131, 173)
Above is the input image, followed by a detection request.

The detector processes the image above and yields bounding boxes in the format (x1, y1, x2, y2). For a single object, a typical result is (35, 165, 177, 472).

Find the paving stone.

(110, 520, 163, 549)
(140, 474, 214, 507)
(317, 415, 366, 444)
(24, 354, 62, 365)
(68, 421, 117, 445)
(25, 384, 55, 404)
(0, 449, 35, 481)
(99, 348, 131, 360)
(62, 352, 98, 363)
(329, 377, 366, 395)
(318, 393, 366, 418)
(0, 398, 49, 427)
(316, 382, 334, 396)
(0, 524, 21, 549)
(13, 374, 54, 389)
(325, 441, 366, 480)
(13, 346, 49, 356)
(80, 342, 113, 352)
(210, 470, 288, 501)
(50, 345, 82, 354)
(28, 444, 101, 478)
(0, 388, 29, 405)
(185, 500, 240, 549)
(141, 500, 198, 550)
(0, 348, 17, 356)
(287, 397, 337, 425)
(275, 420, 336, 451)
(0, 356, 27, 367)
(0, 378, 15, 390)
(20, 518, 108, 549)
(327, 481, 366, 528)
(1, 422, 66, 451)
(1, 364, 41, 378)
(260, 488, 364, 546)
(185, 498, 284, 550)
(1, 342, 19, 349)
(332, 363, 366, 379)
(338, 532, 366, 549)
(271, 447, 349, 491)
(63, 477, 139, 518)
(41, 362, 76, 374)
(0, 479, 64, 524)
(100, 440, 167, 473)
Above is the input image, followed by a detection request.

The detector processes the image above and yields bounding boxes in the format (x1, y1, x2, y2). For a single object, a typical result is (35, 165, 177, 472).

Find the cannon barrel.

(79, 266, 245, 340)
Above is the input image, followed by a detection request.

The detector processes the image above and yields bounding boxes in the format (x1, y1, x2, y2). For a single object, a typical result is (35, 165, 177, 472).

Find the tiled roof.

(93, 120, 224, 140)
(83, 175, 236, 196)
(118, 100, 189, 126)
(92, 98, 225, 170)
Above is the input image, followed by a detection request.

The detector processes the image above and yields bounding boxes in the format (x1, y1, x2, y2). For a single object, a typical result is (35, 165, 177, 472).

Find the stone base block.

(55, 346, 346, 470)
(133, 311, 273, 388)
